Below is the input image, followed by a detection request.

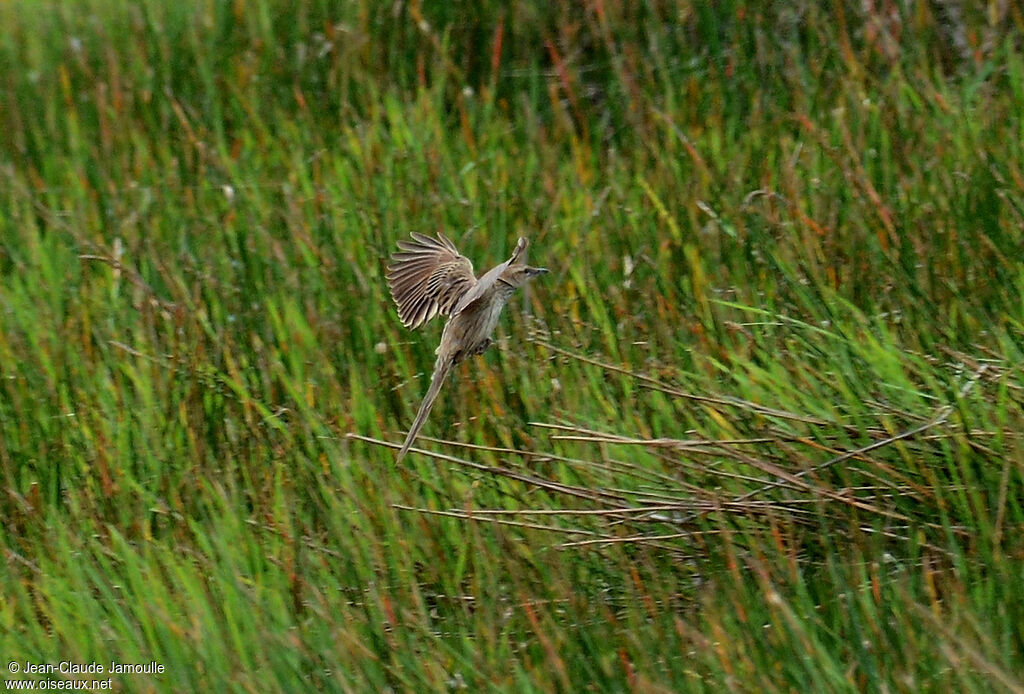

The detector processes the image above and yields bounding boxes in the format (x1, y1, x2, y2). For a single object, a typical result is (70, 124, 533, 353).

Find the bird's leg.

(471, 338, 493, 357)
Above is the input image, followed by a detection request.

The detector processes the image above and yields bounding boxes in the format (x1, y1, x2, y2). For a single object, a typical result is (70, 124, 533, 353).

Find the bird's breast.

(438, 292, 511, 363)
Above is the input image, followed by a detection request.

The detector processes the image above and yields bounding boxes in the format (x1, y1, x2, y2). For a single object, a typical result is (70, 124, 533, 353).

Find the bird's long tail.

(396, 357, 453, 461)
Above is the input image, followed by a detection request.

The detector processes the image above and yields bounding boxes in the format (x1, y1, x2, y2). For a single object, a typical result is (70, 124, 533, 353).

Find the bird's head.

(501, 237, 548, 287)
(500, 263, 549, 288)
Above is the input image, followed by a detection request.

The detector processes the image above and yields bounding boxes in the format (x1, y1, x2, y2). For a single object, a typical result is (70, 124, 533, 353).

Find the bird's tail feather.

(396, 358, 453, 461)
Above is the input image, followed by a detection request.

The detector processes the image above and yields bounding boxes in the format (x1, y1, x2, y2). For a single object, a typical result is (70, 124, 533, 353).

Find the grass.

(2, 0, 1023, 691)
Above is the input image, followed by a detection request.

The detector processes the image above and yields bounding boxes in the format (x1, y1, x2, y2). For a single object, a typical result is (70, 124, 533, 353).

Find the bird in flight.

(386, 233, 548, 461)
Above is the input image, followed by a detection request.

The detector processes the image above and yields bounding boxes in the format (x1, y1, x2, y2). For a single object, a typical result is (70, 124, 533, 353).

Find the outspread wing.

(451, 237, 528, 316)
(387, 233, 477, 330)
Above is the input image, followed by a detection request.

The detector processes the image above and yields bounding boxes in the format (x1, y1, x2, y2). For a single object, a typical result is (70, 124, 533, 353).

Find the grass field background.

(2, 1, 1023, 691)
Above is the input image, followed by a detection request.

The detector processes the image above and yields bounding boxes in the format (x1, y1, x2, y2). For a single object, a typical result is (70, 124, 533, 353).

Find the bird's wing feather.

(387, 233, 476, 330)
(450, 237, 527, 316)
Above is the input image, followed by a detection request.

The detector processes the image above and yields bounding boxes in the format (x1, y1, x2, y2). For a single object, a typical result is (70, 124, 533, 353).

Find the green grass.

(2, 1, 1023, 691)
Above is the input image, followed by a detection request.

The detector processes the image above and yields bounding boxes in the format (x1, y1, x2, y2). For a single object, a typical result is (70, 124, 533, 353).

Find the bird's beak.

(531, 267, 549, 276)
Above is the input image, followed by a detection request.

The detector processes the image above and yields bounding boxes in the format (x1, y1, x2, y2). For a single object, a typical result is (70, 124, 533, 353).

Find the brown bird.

(387, 233, 548, 461)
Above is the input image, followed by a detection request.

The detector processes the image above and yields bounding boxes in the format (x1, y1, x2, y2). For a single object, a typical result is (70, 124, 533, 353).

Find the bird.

(386, 233, 548, 461)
